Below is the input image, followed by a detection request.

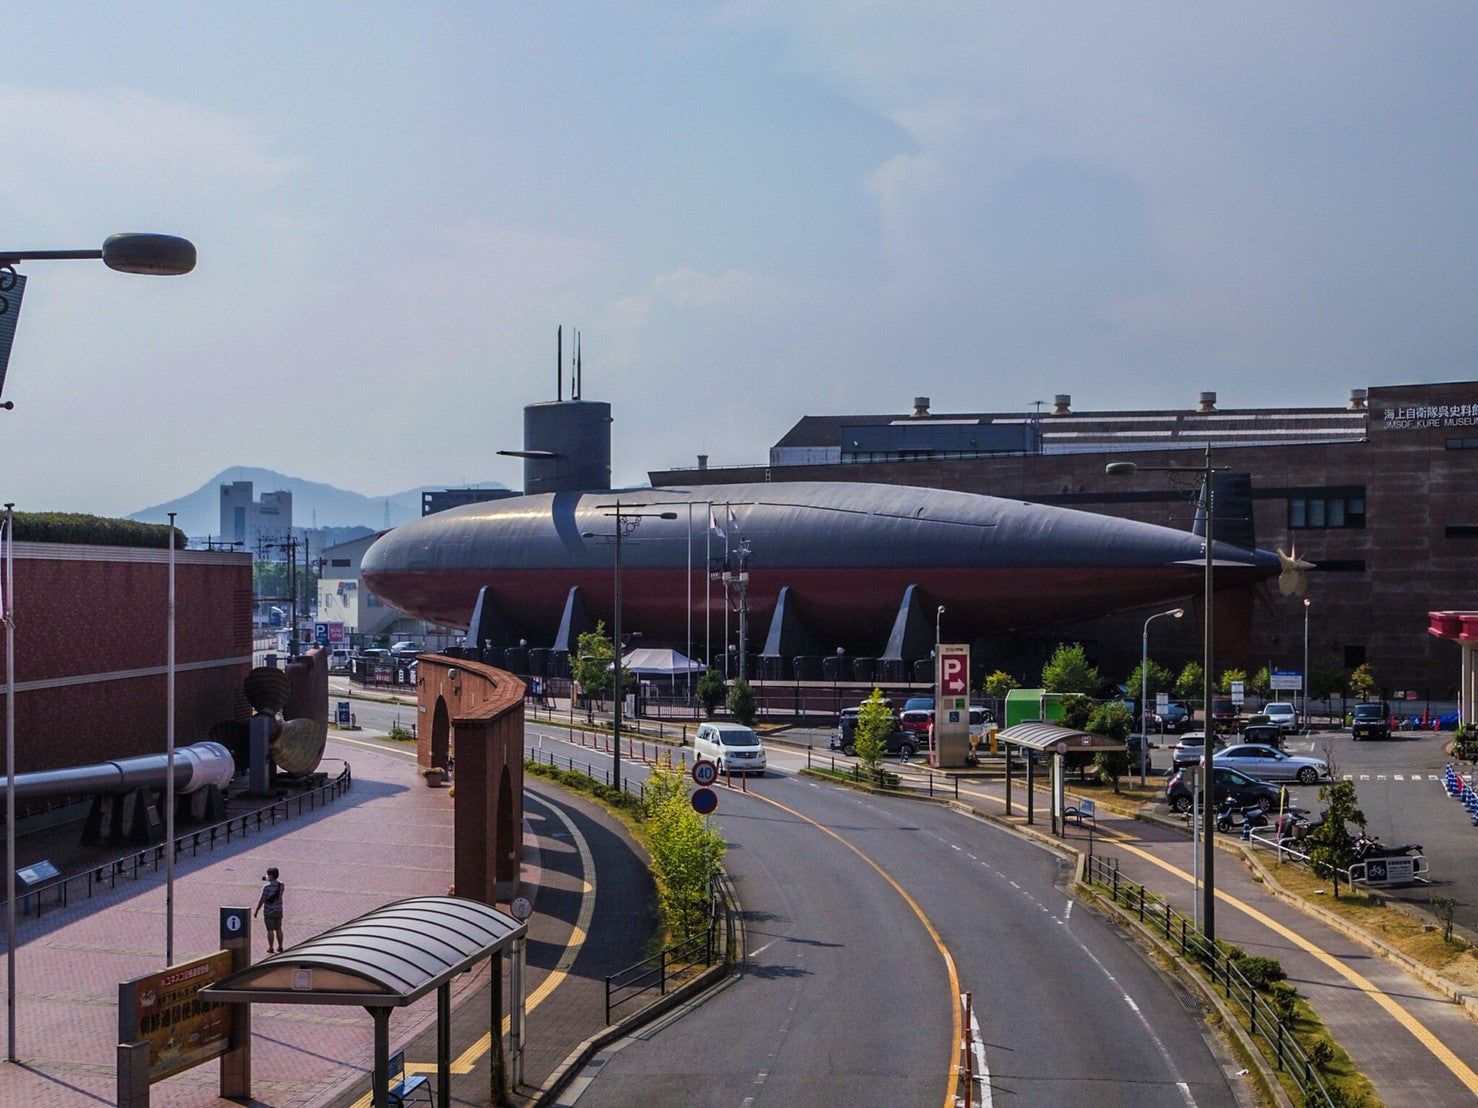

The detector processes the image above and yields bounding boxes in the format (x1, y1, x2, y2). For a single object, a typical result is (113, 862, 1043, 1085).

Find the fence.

(605, 877, 735, 1025)
(1084, 853, 1336, 1106)
(15, 763, 354, 920)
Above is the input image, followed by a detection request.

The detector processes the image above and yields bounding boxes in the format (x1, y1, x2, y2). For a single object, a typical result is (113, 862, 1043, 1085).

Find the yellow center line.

(1096, 825, 1478, 1095)
(743, 788, 963, 1108)
(346, 783, 597, 1103)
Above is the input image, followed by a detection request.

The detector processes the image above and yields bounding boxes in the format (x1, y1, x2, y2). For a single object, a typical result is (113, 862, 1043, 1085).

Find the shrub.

(1232, 953, 1287, 991)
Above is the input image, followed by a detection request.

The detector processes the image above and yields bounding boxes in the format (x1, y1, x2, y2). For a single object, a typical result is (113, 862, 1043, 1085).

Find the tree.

(1089, 702, 1133, 792)
(644, 760, 726, 937)
(1125, 659, 1175, 702)
(1174, 661, 1204, 706)
(1348, 662, 1378, 701)
(573, 623, 616, 701)
(983, 670, 1020, 698)
(1245, 666, 1272, 704)
(854, 688, 893, 777)
(726, 676, 757, 725)
(1060, 694, 1096, 779)
(1041, 643, 1100, 694)
(1307, 779, 1366, 899)
(1217, 667, 1246, 695)
(696, 669, 727, 719)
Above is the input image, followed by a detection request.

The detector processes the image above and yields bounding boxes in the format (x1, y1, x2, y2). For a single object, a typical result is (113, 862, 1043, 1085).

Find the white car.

(693, 722, 767, 776)
(1262, 702, 1299, 733)
(1212, 743, 1328, 785)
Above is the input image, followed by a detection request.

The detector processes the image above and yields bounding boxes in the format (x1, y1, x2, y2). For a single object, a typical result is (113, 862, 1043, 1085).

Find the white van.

(693, 722, 767, 776)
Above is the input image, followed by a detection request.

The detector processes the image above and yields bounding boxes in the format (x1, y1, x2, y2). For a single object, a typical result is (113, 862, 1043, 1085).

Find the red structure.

(416, 656, 525, 903)
(0, 541, 253, 776)
(1428, 610, 1478, 726)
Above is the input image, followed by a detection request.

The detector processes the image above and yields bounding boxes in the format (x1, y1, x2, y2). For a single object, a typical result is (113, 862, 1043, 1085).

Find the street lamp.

(1303, 598, 1312, 734)
(1141, 607, 1185, 784)
(583, 501, 676, 793)
(0, 233, 195, 1063)
(1108, 443, 1221, 943)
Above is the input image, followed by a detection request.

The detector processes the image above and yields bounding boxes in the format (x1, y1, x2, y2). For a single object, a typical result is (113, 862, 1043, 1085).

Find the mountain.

(127, 466, 508, 539)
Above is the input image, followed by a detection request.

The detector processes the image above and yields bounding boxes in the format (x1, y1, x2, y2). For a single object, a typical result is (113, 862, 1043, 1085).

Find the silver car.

(1212, 743, 1328, 785)
(1262, 702, 1298, 733)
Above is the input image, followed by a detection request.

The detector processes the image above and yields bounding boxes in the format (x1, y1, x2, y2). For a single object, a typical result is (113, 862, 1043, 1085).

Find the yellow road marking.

(347, 786, 598, 1102)
(1097, 825, 1478, 1095)
(743, 789, 963, 1108)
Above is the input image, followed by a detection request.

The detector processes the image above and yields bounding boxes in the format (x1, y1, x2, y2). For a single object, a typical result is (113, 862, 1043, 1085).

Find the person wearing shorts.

(254, 867, 285, 953)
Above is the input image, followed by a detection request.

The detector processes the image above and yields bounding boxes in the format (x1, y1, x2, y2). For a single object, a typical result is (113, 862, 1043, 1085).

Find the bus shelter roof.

(201, 896, 525, 1008)
(995, 722, 1126, 753)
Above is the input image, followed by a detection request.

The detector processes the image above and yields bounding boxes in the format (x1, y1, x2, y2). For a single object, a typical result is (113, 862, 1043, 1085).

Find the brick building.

(649, 380, 1478, 700)
(0, 542, 252, 777)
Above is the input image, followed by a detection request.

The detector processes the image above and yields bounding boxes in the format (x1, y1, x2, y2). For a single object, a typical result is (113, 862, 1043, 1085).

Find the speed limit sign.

(691, 759, 718, 786)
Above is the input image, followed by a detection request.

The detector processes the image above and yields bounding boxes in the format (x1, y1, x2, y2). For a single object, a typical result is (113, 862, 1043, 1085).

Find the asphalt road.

(540, 731, 1246, 1108)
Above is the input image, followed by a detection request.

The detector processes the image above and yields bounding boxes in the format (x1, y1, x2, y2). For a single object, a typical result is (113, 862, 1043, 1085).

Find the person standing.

(254, 867, 285, 954)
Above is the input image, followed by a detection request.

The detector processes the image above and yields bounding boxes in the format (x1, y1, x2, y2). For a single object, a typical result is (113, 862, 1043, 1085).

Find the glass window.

(1289, 498, 1306, 528)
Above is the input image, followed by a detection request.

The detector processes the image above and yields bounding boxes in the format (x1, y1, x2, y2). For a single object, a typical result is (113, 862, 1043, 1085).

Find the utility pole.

(727, 540, 751, 681)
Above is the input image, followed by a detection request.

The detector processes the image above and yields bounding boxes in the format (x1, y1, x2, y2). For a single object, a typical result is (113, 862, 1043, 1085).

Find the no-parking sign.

(691, 787, 718, 815)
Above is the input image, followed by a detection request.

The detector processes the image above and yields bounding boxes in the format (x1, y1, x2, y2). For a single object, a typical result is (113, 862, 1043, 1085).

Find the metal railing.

(1084, 853, 1336, 1106)
(14, 763, 353, 920)
(605, 878, 733, 1024)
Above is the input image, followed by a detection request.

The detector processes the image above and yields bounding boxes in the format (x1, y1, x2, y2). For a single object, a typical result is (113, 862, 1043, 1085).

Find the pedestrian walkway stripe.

(1098, 828, 1478, 1096)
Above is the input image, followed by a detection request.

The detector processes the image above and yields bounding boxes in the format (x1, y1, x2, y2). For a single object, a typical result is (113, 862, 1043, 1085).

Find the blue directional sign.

(691, 787, 718, 815)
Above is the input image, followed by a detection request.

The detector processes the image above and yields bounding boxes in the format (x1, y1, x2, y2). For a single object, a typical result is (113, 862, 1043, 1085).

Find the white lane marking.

(963, 999, 994, 1108)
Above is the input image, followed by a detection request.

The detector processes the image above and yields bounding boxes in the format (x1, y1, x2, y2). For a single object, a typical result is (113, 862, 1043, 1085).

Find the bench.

(387, 1049, 432, 1106)
(1064, 798, 1096, 828)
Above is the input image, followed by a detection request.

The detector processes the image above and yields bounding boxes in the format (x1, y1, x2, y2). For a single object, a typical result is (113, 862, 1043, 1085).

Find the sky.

(4, 3, 1478, 518)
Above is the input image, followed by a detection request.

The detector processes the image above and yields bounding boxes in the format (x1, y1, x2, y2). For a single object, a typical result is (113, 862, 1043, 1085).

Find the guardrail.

(15, 763, 353, 920)
(605, 877, 734, 1025)
(1085, 854, 1336, 1106)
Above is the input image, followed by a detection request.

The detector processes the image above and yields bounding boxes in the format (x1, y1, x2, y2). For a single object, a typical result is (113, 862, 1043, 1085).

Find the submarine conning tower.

(521, 398, 612, 495)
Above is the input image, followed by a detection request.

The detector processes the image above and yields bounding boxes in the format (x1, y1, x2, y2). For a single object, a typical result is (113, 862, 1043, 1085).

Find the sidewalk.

(0, 731, 652, 1107)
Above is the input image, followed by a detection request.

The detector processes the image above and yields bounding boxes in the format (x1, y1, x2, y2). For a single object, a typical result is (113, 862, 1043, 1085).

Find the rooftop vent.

(1052, 394, 1071, 415)
(1348, 388, 1368, 411)
(912, 396, 931, 418)
(697, 454, 708, 470)
(1198, 391, 1217, 413)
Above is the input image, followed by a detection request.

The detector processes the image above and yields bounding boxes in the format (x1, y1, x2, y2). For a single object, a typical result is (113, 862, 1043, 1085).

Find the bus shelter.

(201, 895, 526, 1107)
(994, 722, 1127, 834)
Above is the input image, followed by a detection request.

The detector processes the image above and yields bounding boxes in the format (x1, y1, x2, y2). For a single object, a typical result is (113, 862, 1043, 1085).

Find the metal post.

(1201, 444, 1216, 944)
(612, 506, 623, 794)
(1141, 607, 1183, 786)
(4, 503, 15, 1060)
(166, 512, 177, 966)
(1302, 598, 1311, 734)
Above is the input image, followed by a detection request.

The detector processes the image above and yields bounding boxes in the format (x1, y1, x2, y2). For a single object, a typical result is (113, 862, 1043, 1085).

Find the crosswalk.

(1340, 773, 1444, 781)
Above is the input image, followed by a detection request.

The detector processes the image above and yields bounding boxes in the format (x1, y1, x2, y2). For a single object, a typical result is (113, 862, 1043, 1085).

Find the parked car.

(360, 648, 392, 662)
(899, 708, 934, 734)
(1171, 731, 1223, 769)
(1126, 733, 1155, 773)
(1351, 702, 1391, 741)
(1165, 765, 1285, 814)
(1210, 697, 1241, 734)
(1262, 702, 1298, 733)
(1212, 743, 1328, 785)
(693, 722, 767, 775)
(1152, 702, 1191, 733)
(902, 696, 934, 714)
(390, 640, 423, 657)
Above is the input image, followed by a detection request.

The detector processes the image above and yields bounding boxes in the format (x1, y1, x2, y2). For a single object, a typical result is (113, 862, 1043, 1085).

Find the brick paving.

(0, 731, 654, 1107)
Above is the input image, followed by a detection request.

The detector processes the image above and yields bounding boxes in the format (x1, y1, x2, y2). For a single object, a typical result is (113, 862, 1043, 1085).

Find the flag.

(709, 509, 725, 540)
(727, 505, 738, 535)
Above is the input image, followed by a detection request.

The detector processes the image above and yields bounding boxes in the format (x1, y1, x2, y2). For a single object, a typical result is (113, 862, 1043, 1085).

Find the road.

(536, 727, 1246, 1108)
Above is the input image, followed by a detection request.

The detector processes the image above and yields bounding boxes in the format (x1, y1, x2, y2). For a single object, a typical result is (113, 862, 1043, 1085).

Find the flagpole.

(705, 501, 712, 677)
(723, 501, 731, 679)
(165, 512, 177, 967)
(4, 503, 16, 1061)
(685, 503, 693, 700)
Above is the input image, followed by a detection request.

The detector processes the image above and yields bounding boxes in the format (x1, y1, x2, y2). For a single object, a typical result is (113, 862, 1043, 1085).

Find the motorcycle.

(1354, 833, 1423, 860)
(1216, 797, 1270, 834)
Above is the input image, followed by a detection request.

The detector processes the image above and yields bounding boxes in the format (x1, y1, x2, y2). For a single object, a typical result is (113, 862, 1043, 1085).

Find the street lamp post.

(1108, 443, 1220, 943)
(0, 232, 194, 1062)
(584, 501, 676, 793)
(1303, 598, 1312, 734)
(1141, 607, 1185, 785)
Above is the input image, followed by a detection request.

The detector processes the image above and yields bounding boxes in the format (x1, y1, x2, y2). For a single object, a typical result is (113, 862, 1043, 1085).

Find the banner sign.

(0, 269, 26, 401)
(119, 950, 234, 1081)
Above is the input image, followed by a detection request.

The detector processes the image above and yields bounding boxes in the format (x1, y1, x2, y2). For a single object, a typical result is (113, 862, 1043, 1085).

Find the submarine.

(360, 331, 1287, 676)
